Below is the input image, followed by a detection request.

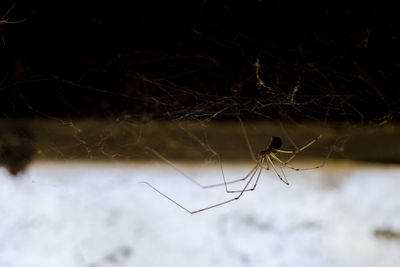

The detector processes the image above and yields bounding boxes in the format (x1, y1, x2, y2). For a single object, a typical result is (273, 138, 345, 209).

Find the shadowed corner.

(0, 126, 36, 176)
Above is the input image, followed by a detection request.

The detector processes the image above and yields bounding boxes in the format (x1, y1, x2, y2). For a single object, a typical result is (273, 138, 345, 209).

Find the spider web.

(0, 1, 399, 174)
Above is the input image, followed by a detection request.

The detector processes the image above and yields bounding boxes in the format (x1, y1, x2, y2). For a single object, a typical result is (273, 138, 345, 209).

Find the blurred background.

(1, 1, 400, 266)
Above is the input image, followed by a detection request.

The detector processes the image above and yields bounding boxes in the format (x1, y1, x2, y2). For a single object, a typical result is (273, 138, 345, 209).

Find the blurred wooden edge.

(1, 118, 400, 174)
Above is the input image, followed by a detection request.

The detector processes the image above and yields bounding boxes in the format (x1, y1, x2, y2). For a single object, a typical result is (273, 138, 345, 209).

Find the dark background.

(1, 0, 400, 122)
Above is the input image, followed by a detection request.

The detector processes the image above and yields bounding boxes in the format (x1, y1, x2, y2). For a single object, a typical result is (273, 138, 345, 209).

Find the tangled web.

(1, 1, 399, 172)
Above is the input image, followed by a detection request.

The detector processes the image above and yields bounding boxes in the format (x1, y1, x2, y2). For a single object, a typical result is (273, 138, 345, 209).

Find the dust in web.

(0, 11, 394, 173)
(0, 53, 391, 174)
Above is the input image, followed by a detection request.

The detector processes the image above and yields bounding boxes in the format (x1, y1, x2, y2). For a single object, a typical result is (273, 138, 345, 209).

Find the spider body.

(258, 136, 282, 156)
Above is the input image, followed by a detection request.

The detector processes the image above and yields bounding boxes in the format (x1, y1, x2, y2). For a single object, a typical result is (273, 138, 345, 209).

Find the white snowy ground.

(0, 160, 400, 267)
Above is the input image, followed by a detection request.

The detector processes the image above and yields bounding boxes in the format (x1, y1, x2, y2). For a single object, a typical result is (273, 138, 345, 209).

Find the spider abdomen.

(269, 136, 282, 150)
(259, 136, 282, 156)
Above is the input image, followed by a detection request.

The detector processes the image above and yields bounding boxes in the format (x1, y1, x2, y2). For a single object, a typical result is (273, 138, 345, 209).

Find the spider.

(140, 124, 323, 214)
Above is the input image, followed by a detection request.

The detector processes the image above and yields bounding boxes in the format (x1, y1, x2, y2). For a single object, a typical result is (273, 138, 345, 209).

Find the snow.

(0, 161, 399, 267)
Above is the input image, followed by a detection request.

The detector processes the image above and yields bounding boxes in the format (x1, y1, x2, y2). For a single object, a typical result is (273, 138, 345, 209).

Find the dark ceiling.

(1, 1, 399, 122)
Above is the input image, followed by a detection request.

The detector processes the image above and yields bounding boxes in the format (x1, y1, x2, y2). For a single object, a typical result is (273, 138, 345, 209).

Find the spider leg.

(2, 3, 17, 18)
(219, 161, 261, 191)
(261, 156, 269, 170)
(296, 134, 323, 152)
(283, 153, 296, 165)
(224, 165, 263, 193)
(270, 152, 325, 171)
(145, 146, 255, 189)
(273, 149, 295, 154)
(238, 117, 257, 162)
(2, 18, 26, 24)
(279, 122, 299, 150)
(140, 166, 257, 214)
(273, 134, 323, 164)
(266, 155, 289, 185)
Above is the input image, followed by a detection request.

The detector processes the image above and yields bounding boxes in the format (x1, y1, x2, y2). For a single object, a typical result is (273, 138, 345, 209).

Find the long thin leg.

(139, 166, 257, 214)
(278, 163, 289, 185)
(145, 146, 254, 189)
(270, 152, 325, 171)
(296, 135, 321, 152)
(224, 165, 263, 193)
(266, 155, 289, 185)
(261, 156, 269, 170)
(221, 163, 259, 192)
(280, 122, 299, 150)
(238, 117, 257, 162)
(275, 134, 322, 154)
(274, 134, 323, 164)
(1, 3, 16, 19)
